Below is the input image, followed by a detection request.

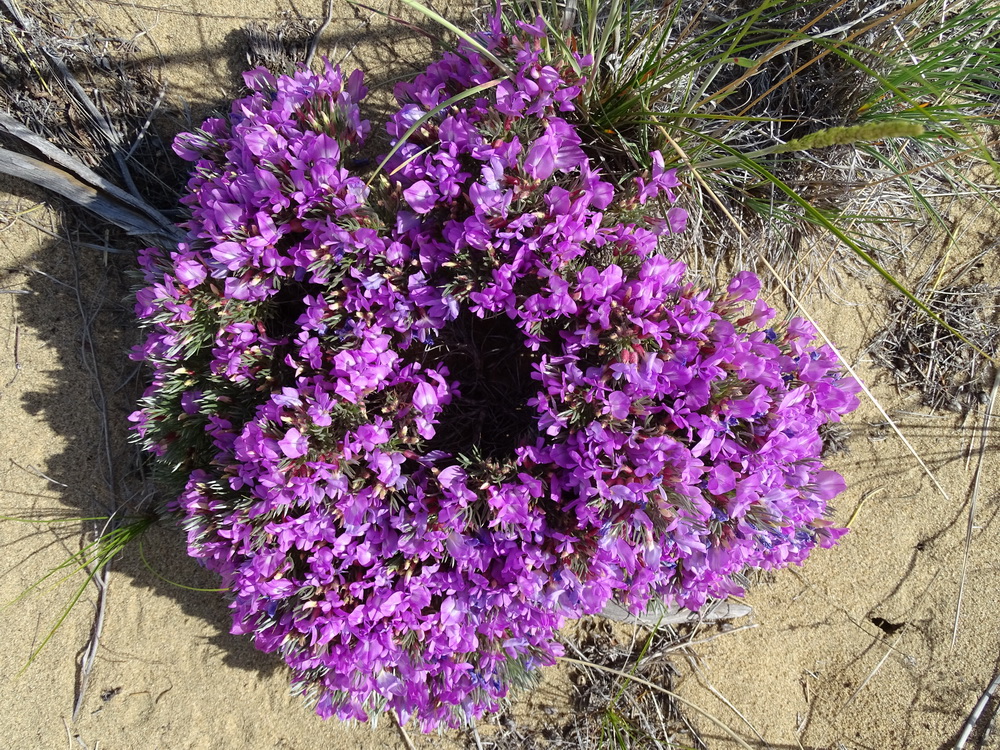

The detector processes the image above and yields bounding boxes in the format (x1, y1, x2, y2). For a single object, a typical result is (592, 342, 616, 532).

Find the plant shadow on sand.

(6, 196, 282, 676)
(0, 0, 477, 717)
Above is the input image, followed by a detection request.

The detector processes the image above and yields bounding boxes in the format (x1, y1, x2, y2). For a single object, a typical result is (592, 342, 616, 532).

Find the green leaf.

(368, 78, 504, 185)
(389, 0, 512, 76)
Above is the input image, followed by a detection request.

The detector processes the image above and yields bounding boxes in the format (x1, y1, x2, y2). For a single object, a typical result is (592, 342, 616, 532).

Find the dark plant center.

(425, 310, 541, 463)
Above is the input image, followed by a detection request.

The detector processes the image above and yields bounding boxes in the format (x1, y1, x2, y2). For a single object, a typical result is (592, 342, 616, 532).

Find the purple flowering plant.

(130, 18, 859, 731)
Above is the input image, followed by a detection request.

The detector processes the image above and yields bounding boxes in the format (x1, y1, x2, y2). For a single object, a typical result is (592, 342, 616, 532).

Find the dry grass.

(462, 619, 707, 750)
(0, 0, 183, 206)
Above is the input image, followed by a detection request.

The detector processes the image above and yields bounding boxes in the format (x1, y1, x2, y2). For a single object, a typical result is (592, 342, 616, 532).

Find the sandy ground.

(1, 1, 998, 749)
(677, 247, 1000, 749)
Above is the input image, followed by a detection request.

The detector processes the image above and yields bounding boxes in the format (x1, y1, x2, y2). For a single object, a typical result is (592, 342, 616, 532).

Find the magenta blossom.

(131, 20, 857, 734)
(524, 118, 587, 179)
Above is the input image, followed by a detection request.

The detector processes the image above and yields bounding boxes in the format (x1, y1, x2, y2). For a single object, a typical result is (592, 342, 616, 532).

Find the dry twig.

(955, 671, 1000, 750)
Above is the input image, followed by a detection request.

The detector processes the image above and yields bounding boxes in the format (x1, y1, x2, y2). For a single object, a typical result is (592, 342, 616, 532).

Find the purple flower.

(209, 241, 250, 271)
(727, 271, 761, 302)
(496, 80, 528, 116)
(524, 119, 586, 180)
(403, 180, 438, 214)
(605, 391, 632, 420)
(174, 256, 207, 287)
(667, 206, 688, 233)
(278, 428, 309, 459)
(812, 470, 847, 500)
(636, 151, 682, 205)
(515, 16, 547, 37)
(172, 119, 227, 160)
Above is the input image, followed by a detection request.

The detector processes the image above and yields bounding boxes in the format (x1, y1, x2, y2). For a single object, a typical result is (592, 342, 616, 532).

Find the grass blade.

(390, 0, 512, 75)
(368, 78, 504, 184)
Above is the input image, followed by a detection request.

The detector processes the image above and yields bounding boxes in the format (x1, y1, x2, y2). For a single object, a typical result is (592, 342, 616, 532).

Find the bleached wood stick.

(601, 599, 752, 627)
(0, 112, 181, 242)
(0, 148, 178, 241)
(955, 671, 1000, 750)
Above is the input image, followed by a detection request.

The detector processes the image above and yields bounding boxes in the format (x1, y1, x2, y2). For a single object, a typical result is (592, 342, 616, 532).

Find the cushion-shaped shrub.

(131, 22, 859, 730)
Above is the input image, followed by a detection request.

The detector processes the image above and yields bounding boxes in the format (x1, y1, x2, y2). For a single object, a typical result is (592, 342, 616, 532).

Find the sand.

(676, 262, 1000, 748)
(1, 2, 998, 748)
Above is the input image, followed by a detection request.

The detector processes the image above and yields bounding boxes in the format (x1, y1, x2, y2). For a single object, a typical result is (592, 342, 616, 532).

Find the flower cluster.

(131, 21, 859, 730)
